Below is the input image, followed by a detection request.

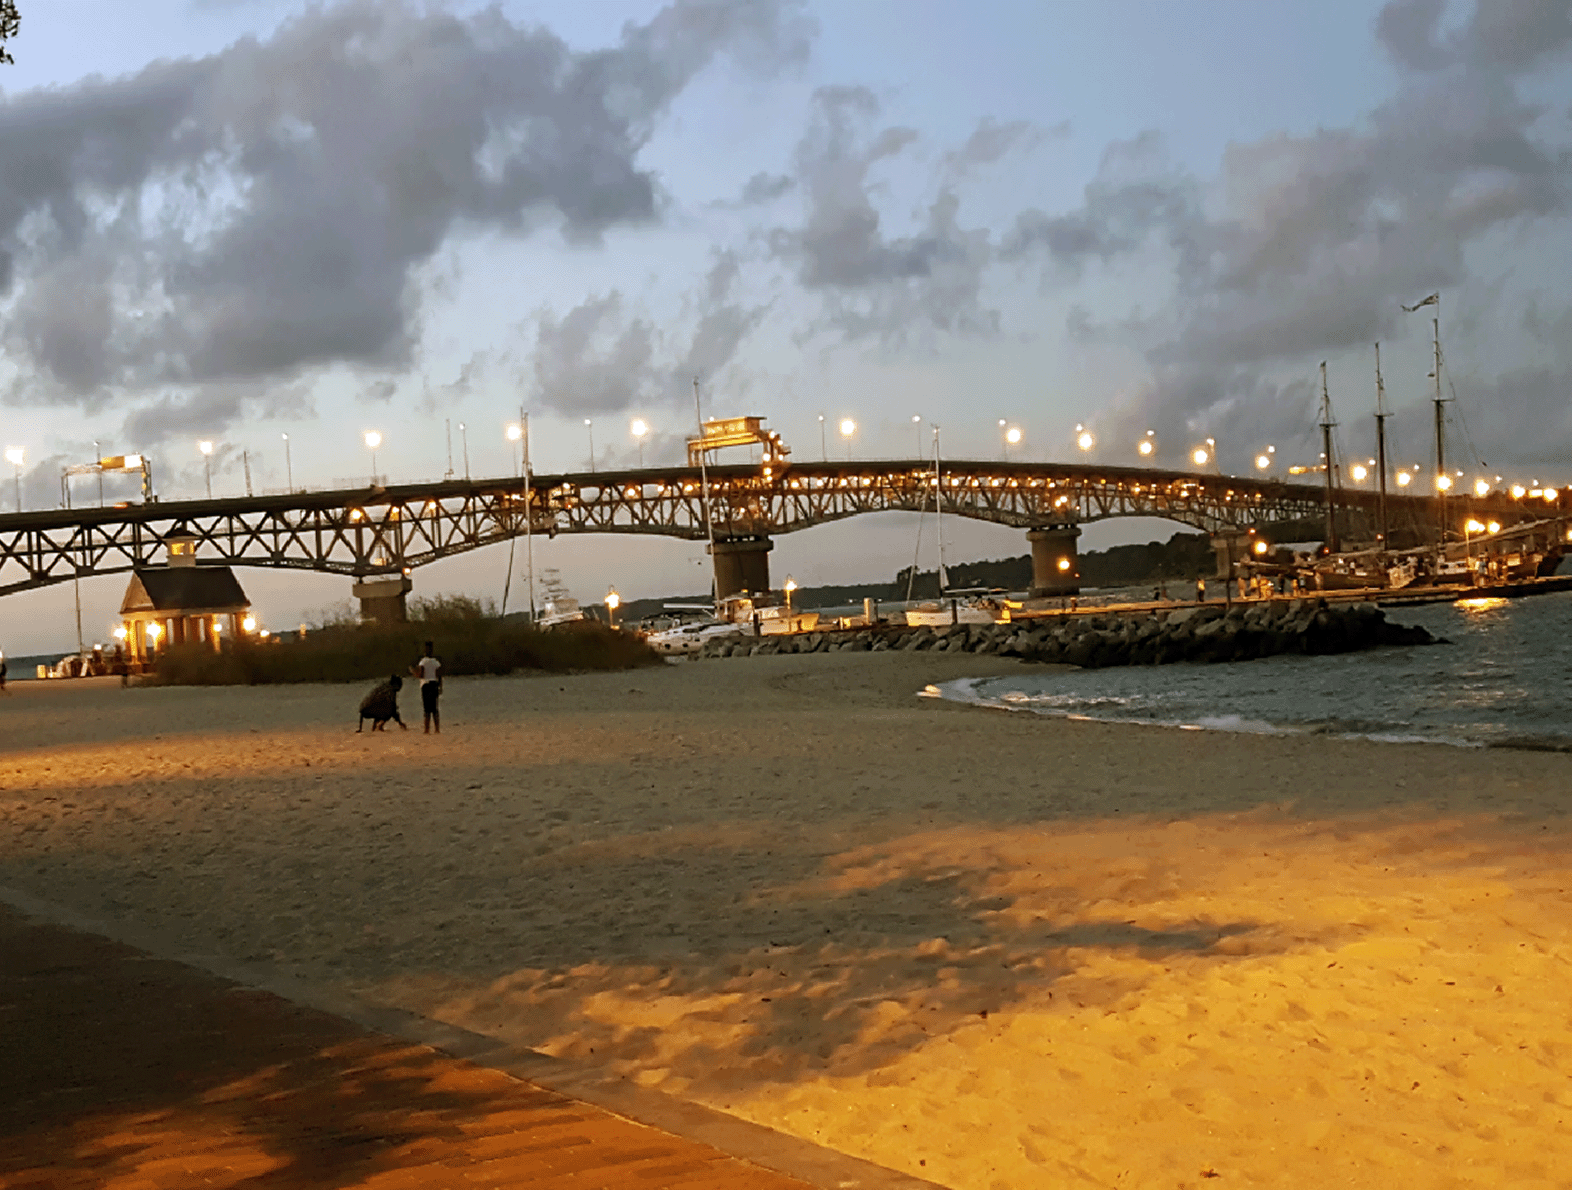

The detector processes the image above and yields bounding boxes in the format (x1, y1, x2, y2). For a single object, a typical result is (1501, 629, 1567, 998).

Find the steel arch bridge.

(0, 457, 1550, 597)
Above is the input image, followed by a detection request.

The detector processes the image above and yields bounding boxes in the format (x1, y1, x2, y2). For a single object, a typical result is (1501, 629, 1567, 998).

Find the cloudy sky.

(2, 0, 1571, 652)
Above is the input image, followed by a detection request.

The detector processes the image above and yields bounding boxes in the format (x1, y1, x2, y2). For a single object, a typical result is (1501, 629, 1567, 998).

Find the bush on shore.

(150, 610, 661, 686)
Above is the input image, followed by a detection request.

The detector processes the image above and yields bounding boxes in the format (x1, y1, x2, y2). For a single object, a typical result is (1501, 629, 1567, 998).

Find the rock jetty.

(689, 599, 1438, 668)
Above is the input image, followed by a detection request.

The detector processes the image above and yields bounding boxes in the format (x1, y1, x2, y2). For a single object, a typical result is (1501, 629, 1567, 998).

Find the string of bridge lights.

(3, 414, 1563, 518)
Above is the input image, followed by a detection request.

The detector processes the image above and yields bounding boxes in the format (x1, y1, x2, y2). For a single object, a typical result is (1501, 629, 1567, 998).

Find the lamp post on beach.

(784, 575, 797, 619)
(605, 587, 620, 629)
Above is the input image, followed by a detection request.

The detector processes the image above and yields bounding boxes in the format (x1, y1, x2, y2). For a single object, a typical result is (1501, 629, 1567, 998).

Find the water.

(933, 591, 1572, 750)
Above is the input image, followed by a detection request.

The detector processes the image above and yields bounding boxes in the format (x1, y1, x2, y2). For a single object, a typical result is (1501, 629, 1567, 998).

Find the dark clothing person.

(357, 674, 407, 732)
(414, 641, 443, 734)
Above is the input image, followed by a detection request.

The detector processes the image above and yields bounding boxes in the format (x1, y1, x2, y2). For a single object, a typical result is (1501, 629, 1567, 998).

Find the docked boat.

(904, 592, 1017, 627)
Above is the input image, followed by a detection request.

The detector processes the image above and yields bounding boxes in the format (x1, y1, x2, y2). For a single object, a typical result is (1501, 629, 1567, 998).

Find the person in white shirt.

(413, 640, 443, 734)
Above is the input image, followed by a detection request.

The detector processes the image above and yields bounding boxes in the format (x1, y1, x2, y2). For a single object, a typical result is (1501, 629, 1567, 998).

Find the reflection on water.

(941, 591, 1572, 749)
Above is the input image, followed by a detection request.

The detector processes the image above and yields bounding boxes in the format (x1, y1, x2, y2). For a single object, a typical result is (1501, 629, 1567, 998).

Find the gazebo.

(118, 532, 252, 664)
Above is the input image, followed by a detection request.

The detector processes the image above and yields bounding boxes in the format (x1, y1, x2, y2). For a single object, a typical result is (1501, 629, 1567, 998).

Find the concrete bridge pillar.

(1027, 524, 1081, 596)
(1210, 531, 1256, 581)
(353, 575, 412, 625)
(709, 536, 773, 600)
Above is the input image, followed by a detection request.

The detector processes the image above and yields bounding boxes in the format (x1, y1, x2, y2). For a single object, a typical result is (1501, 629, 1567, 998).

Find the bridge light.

(1545, 488, 1560, 501)
(1473, 478, 1490, 497)
(1397, 470, 1413, 487)
(1350, 464, 1368, 482)
(1435, 473, 1453, 491)
(1253, 539, 1270, 555)
(1510, 484, 1527, 498)
(1488, 521, 1502, 534)
(1056, 558, 1071, 571)
(1255, 454, 1272, 471)
(1192, 448, 1209, 467)
(1076, 430, 1094, 451)
(1006, 427, 1022, 446)
(1138, 438, 1154, 457)
(363, 431, 381, 450)
(1465, 519, 1487, 534)
(839, 418, 856, 437)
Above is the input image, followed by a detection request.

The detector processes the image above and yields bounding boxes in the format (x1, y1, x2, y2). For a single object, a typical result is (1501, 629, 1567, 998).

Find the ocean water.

(932, 590, 1572, 750)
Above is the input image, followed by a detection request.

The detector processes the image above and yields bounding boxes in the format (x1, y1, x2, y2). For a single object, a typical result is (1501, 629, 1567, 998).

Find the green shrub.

(150, 615, 661, 686)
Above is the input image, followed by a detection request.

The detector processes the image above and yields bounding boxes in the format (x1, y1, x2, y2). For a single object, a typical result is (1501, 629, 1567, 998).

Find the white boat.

(904, 594, 1015, 627)
(645, 619, 741, 656)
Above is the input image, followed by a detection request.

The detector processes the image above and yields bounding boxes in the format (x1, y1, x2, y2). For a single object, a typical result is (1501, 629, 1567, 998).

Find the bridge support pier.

(1210, 531, 1255, 582)
(708, 536, 772, 601)
(353, 575, 412, 626)
(1027, 524, 1081, 596)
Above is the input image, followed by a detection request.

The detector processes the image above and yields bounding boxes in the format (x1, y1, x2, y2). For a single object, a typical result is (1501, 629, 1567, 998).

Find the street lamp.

(1004, 425, 1022, 458)
(4, 446, 22, 512)
(630, 418, 649, 467)
(364, 431, 382, 484)
(819, 414, 827, 462)
(1075, 424, 1095, 453)
(1138, 430, 1156, 459)
(784, 575, 797, 618)
(281, 432, 293, 492)
(198, 440, 214, 498)
(839, 417, 856, 460)
(1435, 473, 1453, 492)
(458, 422, 470, 479)
(912, 414, 922, 457)
(585, 419, 595, 473)
(1350, 463, 1368, 482)
(605, 587, 620, 629)
(1192, 446, 1210, 467)
(1255, 445, 1275, 472)
(1473, 477, 1490, 498)
(506, 422, 523, 475)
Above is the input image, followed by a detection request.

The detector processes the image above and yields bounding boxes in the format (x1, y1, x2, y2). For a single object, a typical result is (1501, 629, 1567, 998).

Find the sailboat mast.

(932, 426, 945, 596)
(1374, 343, 1389, 554)
(1432, 313, 1447, 548)
(693, 377, 718, 611)
(1320, 362, 1340, 554)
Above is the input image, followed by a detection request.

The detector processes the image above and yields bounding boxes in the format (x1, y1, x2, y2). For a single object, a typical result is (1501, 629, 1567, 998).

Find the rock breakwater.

(690, 599, 1438, 668)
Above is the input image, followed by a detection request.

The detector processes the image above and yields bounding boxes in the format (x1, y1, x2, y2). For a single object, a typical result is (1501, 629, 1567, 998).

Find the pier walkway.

(0, 901, 934, 1190)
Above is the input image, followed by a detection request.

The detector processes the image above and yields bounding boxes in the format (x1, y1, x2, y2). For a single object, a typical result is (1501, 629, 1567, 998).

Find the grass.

(150, 596, 662, 686)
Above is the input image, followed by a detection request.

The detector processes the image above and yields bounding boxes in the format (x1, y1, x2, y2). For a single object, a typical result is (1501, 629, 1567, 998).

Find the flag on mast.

(1402, 292, 1439, 312)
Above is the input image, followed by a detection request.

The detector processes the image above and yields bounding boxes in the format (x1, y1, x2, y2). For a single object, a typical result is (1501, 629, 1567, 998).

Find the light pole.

(585, 419, 595, 473)
(605, 587, 620, 629)
(1255, 445, 1275, 478)
(1076, 424, 1095, 455)
(839, 417, 856, 461)
(1004, 425, 1022, 459)
(198, 440, 213, 498)
(459, 422, 470, 479)
(364, 430, 382, 484)
(819, 414, 827, 462)
(282, 432, 293, 492)
(506, 422, 523, 475)
(631, 418, 649, 467)
(93, 440, 103, 505)
(4, 446, 22, 512)
(1138, 430, 1156, 460)
(784, 576, 796, 619)
(912, 414, 922, 457)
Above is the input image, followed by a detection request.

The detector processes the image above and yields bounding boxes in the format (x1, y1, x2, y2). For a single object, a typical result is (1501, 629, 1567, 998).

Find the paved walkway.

(0, 904, 922, 1189)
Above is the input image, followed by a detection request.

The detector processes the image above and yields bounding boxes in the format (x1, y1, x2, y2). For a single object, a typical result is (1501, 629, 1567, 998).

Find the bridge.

(0, 455, 1560, 617)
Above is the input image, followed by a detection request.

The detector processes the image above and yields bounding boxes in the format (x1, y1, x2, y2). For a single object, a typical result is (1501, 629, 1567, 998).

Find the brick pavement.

(0, 904, 927, 1189)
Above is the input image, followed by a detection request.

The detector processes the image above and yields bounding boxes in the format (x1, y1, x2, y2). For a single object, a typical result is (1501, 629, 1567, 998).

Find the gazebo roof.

(121, 566, 250, 615)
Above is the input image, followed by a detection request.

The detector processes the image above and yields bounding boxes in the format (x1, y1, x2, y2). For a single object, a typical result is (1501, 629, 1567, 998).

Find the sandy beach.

(4, 653, 1572, 1188)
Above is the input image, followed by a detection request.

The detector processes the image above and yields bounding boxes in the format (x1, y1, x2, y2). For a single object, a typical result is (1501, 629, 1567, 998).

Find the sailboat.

(904, 429, 1018, 626)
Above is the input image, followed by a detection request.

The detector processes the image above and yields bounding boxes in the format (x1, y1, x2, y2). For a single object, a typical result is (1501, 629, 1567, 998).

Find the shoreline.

(3, 653, 1571, 1187)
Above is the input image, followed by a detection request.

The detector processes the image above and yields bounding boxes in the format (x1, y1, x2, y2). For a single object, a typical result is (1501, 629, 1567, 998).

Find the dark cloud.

(0, 0, 809, 421)
(767, 88, 1022, 342)
(529, 251, 765, 427)
(737, 171, 795, 205)
(1018, 0, 1572, 463)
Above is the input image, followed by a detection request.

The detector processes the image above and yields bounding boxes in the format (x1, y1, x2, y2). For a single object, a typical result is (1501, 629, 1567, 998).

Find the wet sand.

(3, 655, 1571, 1188)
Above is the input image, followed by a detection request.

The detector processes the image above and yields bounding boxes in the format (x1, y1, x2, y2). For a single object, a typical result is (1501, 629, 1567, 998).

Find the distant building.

(117, 530, 252, 664)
